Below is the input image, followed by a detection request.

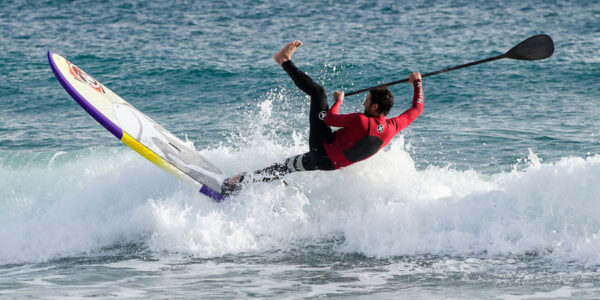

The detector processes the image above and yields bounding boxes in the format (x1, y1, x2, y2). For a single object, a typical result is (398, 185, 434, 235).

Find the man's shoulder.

(340, 112, 366, 120)
(354, 113, 371, 129)
(355, 113, 370, 121)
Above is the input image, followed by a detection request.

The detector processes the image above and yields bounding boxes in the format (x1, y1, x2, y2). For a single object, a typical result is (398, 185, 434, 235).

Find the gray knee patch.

(285, 154, 306, 172)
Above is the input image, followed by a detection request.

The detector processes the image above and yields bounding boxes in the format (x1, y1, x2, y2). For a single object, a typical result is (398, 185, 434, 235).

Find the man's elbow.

(407, 108, 423, 124)
(411, 106, 423, 118)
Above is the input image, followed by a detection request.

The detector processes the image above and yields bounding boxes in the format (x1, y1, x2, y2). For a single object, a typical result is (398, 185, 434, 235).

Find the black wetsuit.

(252, 61, 335, 180)
(222, 60, 423, 193)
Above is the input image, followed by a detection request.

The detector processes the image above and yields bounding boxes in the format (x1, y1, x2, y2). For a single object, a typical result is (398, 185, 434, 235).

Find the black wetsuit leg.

(281, 60, 335, 156)
(247, 61, 335, 182)
(251, 151, 329, 182)
(222, 61, 336, 193)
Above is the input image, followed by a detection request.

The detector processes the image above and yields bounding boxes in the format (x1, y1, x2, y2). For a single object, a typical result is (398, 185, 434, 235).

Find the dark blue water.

(1, 0, 600, 298)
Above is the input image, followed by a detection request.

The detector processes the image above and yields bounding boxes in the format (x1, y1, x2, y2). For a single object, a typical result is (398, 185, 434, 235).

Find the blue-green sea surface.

(1, 0, 600, 298)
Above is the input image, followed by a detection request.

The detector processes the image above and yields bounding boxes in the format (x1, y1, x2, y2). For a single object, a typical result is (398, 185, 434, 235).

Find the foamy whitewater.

(3, 117, 600, 297)
(2, 0, 600, 298)
(2, 97, 600, 268)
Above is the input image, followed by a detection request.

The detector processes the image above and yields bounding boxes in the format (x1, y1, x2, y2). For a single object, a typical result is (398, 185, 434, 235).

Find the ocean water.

(1, 0, 600, 298)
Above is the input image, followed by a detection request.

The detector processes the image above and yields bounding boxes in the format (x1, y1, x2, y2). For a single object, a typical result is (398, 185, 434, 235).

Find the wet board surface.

(48, 52, 226, 201)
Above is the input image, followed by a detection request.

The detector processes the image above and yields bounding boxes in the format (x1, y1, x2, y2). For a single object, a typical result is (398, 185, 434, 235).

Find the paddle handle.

(345, 53, 506, 96)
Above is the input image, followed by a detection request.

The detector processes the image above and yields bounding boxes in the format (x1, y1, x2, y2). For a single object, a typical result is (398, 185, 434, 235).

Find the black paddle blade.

(505, 34, 554, 60)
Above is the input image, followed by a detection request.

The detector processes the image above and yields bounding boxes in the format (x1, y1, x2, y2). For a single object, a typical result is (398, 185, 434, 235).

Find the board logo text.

(68, 62, 105, 94)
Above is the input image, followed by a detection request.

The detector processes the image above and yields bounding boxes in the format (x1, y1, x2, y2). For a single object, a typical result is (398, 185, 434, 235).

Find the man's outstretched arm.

(391, 72, 424, 132)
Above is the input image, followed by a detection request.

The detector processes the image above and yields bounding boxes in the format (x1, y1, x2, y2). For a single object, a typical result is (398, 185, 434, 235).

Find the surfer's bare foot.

(274, 40, 302, 65)
(221, 172, 246, 197)
(226, 172, 245, 186)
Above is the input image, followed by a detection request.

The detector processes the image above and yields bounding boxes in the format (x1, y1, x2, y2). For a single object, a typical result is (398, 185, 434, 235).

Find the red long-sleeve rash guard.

(323, 79, 424, 169)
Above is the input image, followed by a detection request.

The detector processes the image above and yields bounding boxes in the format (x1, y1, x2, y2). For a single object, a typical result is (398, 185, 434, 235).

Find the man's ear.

(371, 103, 379, 113)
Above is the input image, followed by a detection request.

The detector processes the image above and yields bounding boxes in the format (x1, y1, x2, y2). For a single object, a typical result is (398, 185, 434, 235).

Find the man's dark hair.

(369, 86, 394, 116)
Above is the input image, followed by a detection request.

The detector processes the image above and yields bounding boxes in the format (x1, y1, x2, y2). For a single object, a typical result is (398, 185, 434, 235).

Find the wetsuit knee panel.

(285, 154, 309, 172)
(284, 152, 332, 172)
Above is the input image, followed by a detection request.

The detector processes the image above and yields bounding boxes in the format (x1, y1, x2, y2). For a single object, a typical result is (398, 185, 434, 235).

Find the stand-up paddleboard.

(47, 52, 227, 202)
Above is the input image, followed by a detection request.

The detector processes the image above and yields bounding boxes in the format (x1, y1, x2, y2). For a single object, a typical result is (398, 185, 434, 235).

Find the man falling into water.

(222, 40, 424, 195)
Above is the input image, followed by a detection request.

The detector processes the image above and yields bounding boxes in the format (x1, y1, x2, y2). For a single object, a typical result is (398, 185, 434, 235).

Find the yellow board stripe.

(120, 131, 184, 178)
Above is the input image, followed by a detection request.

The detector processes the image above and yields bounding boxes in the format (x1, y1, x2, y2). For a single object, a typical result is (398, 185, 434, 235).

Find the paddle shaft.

(345, 53, 506, 96)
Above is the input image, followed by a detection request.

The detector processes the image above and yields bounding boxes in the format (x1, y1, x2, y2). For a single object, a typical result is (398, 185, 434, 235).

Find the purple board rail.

(48, 52, 225, 202)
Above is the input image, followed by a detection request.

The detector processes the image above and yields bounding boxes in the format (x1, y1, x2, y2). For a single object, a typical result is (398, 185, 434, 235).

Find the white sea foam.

(1, 98, 600, 266)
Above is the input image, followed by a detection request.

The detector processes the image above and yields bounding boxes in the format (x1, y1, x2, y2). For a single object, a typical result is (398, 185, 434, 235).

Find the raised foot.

(273, 40, 303, 65)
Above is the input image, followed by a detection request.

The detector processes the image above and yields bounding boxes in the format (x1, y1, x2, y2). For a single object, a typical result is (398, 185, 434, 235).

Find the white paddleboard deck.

(48, 52, 226, 201)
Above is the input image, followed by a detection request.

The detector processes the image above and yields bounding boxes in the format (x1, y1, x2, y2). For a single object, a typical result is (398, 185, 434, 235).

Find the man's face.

(363, 93, 377, 116)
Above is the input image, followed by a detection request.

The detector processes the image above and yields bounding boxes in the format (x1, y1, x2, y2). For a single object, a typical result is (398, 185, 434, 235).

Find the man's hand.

(408, 72, 421, 84)
(333, 91, 344, 103)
